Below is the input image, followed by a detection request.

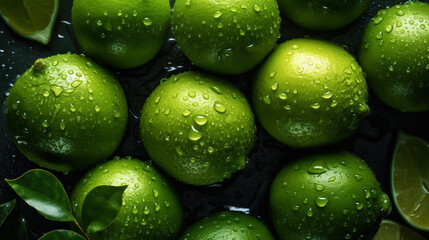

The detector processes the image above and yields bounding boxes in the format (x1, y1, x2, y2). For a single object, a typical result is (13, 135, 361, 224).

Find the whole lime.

(253, 38, 369, 148)
(270, 151, 391, 240)
(359, 1, 429, 112)
(180, 211, 275, 240)
(277, 0, 370, 31)
(171, 0, 281, 75)
(5, 53, 128, 171)
(140, 72, 256, 185)
(72, 0, 171, 69)
(70, 157, 183, 240)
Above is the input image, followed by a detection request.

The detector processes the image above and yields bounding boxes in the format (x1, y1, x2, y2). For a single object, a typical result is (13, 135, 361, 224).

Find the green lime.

(5, 53, 128, 171)
(0, 0, 59, 45)
(391, 132, 429, 231)
(270, 151, 391, 240)
(253, 38, 369, 148)
(277, 0, 369, 31)
(72, 0, 171, 69)
(373, 219, 427, 240)
(171, 0, 281, 75)
(70, 157, 183, 240)
(359, 1, 429, 112)
(140, 72, 256, 185)
(180, 211, 275, 240)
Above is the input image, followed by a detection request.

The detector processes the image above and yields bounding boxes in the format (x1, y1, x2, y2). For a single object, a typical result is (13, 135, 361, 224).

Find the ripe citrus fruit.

(359, 1, 429, 112)
(270, 151, 391, 240)
(171, 0, 281, 75)
(72, 0, 171, 69)
(70, 157, 183, 240)
(276, 0, 369, 31)
(5, 53, 128, 171)
(140, 72, 256, 185)
(391, 132, 429, 231)
(253, 38, 369, 148)
(0, 0, 59, 45)
(180, 211, 275, 240)
(373, 219, 427, 240)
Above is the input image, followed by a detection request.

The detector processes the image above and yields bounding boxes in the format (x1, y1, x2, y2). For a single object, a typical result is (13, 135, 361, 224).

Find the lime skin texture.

(277, 0, 370, 31)
(171, 0, 281, 75)
(72, 0, 171, 69)
(359, 1, 429, 112)
(270, 151, 392, 240)
(253, 38, 369, 148)
(179, 211, 275, 240)
(70, 157, 183, 240)
(5, 53, 128, 172)
(140, 71, 256, 186)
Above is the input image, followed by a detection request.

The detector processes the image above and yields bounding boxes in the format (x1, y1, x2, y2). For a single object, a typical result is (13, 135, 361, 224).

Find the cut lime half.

(0, 0, 59, 45)
(373, 219, 427, 240)
(391, 132, 429, 231)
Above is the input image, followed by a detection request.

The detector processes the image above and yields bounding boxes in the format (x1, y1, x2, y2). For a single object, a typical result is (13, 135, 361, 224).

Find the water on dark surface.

(0, 0, 428, 239)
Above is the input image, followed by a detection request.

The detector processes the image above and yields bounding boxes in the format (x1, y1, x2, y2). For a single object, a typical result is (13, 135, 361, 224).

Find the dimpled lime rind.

(253, 39, 369, 148)
(180, 211, 275, 240)
(72, 0, 171, 69)
(70, 157, 183, 240)
(359, 1, 429, 112)
(277, 0, 370, 31)
(140, 72, 256, 185)
(5, 53, 128, 171)
(270, 151, 391, 240)
(171, 0, 281, 75)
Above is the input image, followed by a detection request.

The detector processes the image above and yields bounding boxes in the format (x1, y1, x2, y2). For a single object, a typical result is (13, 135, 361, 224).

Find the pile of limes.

(1, 0, 428, 239)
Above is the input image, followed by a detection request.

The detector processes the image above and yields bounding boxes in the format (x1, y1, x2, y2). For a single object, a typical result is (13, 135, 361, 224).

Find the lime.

(140, 72, 256, 185)
(180, 211, 275, 240)
(0, 0, 59, 45)
(391, 132, 429, 231)
(270, 151, 391, 240)
(171, 0, 281, 75)
(253, 38, 369, 148)
(277, 0, 369, 31)
(359, 1, 429, 112)
(72, 0, 171, 69)
(373, 219, 427, 240)
(70, 157, 183, 240)
(5, 53, 128, 172)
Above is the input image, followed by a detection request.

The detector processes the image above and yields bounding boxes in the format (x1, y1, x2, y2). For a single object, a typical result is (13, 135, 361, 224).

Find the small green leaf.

(38, 230, 86, 240)
(5, 169, 74, 222)
(0, 200, 28, 240)
(0, 199, 16, 227)
(82, 185, 127, 233)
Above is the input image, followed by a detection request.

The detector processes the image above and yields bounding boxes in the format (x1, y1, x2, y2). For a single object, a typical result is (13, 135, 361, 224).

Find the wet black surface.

(1, 0, 429, 239)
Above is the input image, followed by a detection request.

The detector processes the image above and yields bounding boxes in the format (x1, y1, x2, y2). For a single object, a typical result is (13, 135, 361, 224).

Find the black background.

(0, 0, 428, 239)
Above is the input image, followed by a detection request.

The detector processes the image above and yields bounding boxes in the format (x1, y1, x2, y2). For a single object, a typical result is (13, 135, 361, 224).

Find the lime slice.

(373, 219, 427, 240)
(391, 132, 429, 231)
(0, 0, 59, 45)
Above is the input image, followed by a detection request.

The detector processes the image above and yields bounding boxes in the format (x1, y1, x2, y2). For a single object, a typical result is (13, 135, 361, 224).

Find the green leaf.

(5, 169, 74, 222)
(0, 199, 16, 227)
(38, 230, 86, 240)
(82, 185, 127, 233)
(0, 200, 28, 240)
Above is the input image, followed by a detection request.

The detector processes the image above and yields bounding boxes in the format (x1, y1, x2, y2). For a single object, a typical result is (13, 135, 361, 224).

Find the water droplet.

(143, 18, 152, 26)
(310, 103, 320, 109)
(132, 206, 139, 214)
(59, 120, 66, 130)
(315, 196, 329, 208)
(385, 25, 393, 33)
(94, 106, 101, 112)
(253, 4, 261, 12)
(328, 176, 336, 182)
(307, 160, 328, 174)
(270, 72, 276, 78)
(292, 205, 300, 211)
(396, 10, 404, 16)
(143, 206, 150, 214)
(278, 93, 287, 100)
(42, 120, 49, 128)
(213, 101, 226, 113)
(271, 82, 278, 91)
(188, 126, 202, 141)
(214, 11, 223, 18)
(355, 202, 364, 210)
(175, 146, 184, 156)
(374, 17, 383, 25)
(307, 208, 313, 217)
(96, 20, 103, 26)
(194, 115, 208, 125)
(153, 189, 159, 198)
(354, 174, 363, 181)
(182, 109, 191, 117)
(321, 92, 333, 99)
(50, 85, 64, 97)
(211, 86, 223, 94)
(314, 184, 325, 191)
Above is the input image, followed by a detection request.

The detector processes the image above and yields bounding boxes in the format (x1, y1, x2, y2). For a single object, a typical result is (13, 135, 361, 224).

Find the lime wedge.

(0, 0, 59, 45)
(373, 219, 427, 240)
(391, 132, 429, 231)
